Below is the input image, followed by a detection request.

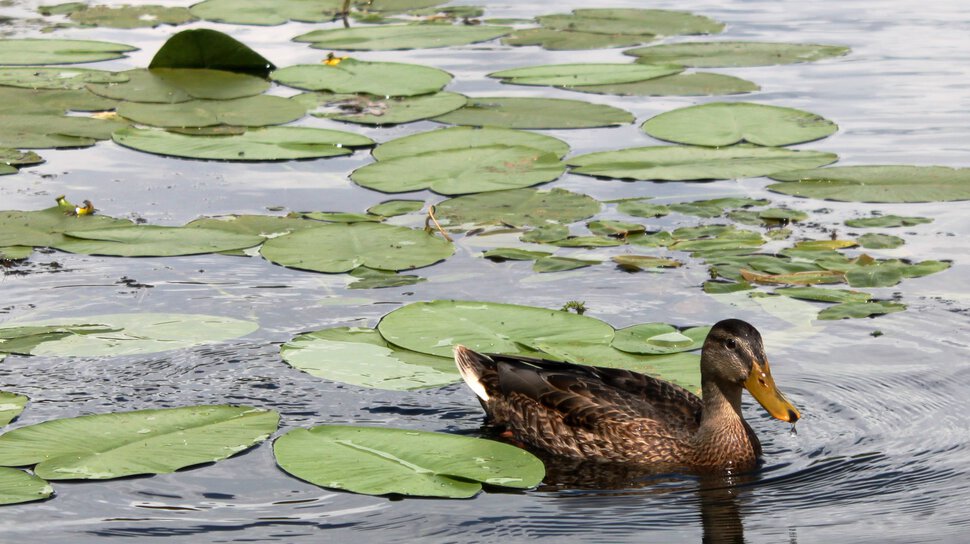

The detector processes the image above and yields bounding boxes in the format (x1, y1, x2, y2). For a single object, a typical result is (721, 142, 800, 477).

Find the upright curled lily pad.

(351, 145, 565, 195)
(0, 468, 51, 505)
(280, 327, 457, 390)
(0, 392, 27, 427)
(0, 39, 137, 65)
(489, 63, 682, 87)
(149, 29, 275, 75)
(433, 97, 634, 129)
(274, 425, 544, 498)
(642, 102, 838, 147)
(117, 95, 306, 128)
(570, 73, 758, 96)
(377, 299, 614, 357)
(612, 323, 710, 355)
(87, 68, 270, 103)
(625, 41, 850, 67)
(53, 225, 264, 257)
(435, 188, 600, 229)
(568, 145, 837, 181)
(272, 60, 452, 97)
(372, 126, 569, 161)
(295, 91, 465, 126)
(768, 166, 970, 202)
(0, 405, 279, 479)
(112, 126, 373, 161)
(260, 222, 453, 273)
(293, 24, 512, 51)
(0, 67, 128, 90)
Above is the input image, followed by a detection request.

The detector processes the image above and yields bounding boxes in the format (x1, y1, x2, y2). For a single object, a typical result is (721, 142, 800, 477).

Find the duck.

(453, 318, 800, 471)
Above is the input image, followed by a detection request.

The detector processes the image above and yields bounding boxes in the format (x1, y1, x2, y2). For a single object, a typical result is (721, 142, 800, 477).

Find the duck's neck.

(692, 380, 758, 469)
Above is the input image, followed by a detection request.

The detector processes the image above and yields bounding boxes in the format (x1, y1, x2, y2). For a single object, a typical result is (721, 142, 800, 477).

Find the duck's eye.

(725, 338, 737, 350)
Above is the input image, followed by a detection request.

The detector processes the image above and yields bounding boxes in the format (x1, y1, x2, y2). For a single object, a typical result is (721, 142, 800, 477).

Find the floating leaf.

(490, 63, 682, 87)
(483, 248, 552, 261)
(845, 215, 932, 228)
(372, 126, 569, 161)
(0, 66, 127, 90)
(570, 72, 758, 96)
(189, 0, 344, 25)
(534, 341, 702, 392)
(740, 268, 845, 285)
(53, 225, 263, 257)
(433, 97, 633, 129)
(569, 145, 837, 181)
(66, 5, 197, 29)
(612, 255, 682, 271)
(703, 280, 753, 294)
(617, 199, 670, 218)
(501, 28, 649, 51)
(435, 188, 600, 229)
(272, 60, 452, 97)
(818, 301, 906, 320)
(117, 95, 305, 128)
(2, 313, 258, 357)
(260, 222, 453, 273)
(87, 68, 270, 103)
(857, 233, 904, 249)
(775, 286, 871, 303)
(0, 148, 44, 173)
(612, 323, 710, 355)
(625, 41, 850, 67)
(281, 327, 455, 390)
(551, 236, 622, 248)
(0, 207, 133, 248)
(295, 91, 465, 125)
(185, 214, 321, 237)
(0, 246, 32, 259)
(533, 255, 599, 273)
(348, 266, 425, 289)
(274, 425, 544, 498)
(367, 200, 424, 217)
(768, 166, 970, 203)
(0, 39, 136, 65)
(0, 468, 52, 505)
(0, 86, 117, 114)
(0, 392, 27, 427)
(0, 405, 279, 479)
(294, 24, 511, 50)
(302, 211, 379, 223)
(0, 113, 126, 149)
(587, 220, 646, 237)
(113, 126, 373, 161)
(377, 300, 614, 357)
(149, 29, 275, 75)
(642, 102, 838, 147)
(352, 145, 565, 195)
(669, 197, 769, 218)
(792, 239, 857, 251)
(520, 224, 569, 243)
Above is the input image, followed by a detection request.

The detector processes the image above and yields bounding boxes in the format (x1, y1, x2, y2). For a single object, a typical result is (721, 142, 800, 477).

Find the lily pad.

(189, 0, 345, 25)
(0, 67, 128, 90)
(149, 29, 275, 75)
(0, 207, 134, 248)
(301, 211, 379, 223)
(844, 215, 932, 228)
(87, 68, 270, 103)
(274, 425, 544, 498)
(570, 73, 759, 96)
(294, 24, 512, 50)
(774, 286, 871, 303)
(433, 97, 634, 129)
(740, 268, 845, 285)
(550, 236, 622, 248)
(612, 255, 683, 271)
(768, 166, 970, 202)
(435, 188, 600, 229)
(0, 468, 52, 506)
(348, 267, 425, 289)
(66, 5, 197, 28)
(372, 126, 570, 161)
(117, 95, 306, 128)
(0, 149, 44, 173)
(295, 91, 465, 126)
(112, 126, 373, 161)
(612, 323, 710, 355)
(568, 145, 837, 181)
(483, 248, 553, 261)
(857, 233, 904, 249)
(543, 9, 724, 36)
(501, 28, 650, 51)
(0, 39, 137, 65)
(367, 200, 424, 217)
(490, 63, 682, 87)
(0, 392, 27, 427)
(53, 225, 264, 257)
(533, 341, 702, 392)
(185, 214, 321, 237)
(280, 327, 457, 390)
(271, 60, 452, 97)
(377, 300, 615, 357)
(2, 313, 259, 357)
(351, 145, 565, 195)
(533, 256, 599, 273)
(818, 301, 906, 320)
(625, 41, 850, 67)
(0, 405, 279, 480)
(642, 102, 838, 147)
(587, 220, 646, 237)
(0, 113, 126, 149)
(617, 199, 670, 218)
(0, 324, 115, 355)
(260, 222, 453, 273)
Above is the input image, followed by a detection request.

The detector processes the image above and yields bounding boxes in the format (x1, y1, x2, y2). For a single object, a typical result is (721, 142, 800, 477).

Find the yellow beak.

(744, 360, 801, 422)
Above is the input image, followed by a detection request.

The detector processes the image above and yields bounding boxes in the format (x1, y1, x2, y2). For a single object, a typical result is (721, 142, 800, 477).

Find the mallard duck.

(454, 319, 800, 470)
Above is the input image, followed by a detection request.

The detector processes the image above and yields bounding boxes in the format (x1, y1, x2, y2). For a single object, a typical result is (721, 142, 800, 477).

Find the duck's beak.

(744, 360, 801, 423)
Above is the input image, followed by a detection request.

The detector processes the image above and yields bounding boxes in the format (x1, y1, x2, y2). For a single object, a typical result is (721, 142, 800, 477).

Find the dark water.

(2, 0, 970, 542)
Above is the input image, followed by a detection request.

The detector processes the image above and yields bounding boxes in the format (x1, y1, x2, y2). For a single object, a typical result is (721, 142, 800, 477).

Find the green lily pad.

(189, 0, 345, 25)
(774, 286, 872, 304)
(184, 214, 321, 237)
(483, 248, 553, 261)
(0, 405, 279, 479)
(301, 211, 379, 223)
(117, 95, 306, 128)
(841, 260, 950, 288)
(0, 246, 33, 259)
(587, 220, 646, 237)
(551, 236, 622, 248)
(294, 24, 512, 50)
(272, 59, 452, 97)
(0, 207, 134, 248)
(642, 102, 838, 147)
(372, 126, 570, 161)
(87, 68, 270, 103)
(668, 197, 769, 218)
(740, 268, 845, 286)
(348, 266, 425, 289)
(844, 215, 932, 228)
(0, 67, 128, 90)
(295, 91, 465, 126)
(2, 313, 258, 357)
(436, 188, 600, 229)
(0, 113, 126, 149)
(0, 324, 115, 356)
(280, 327, 457, 390)
(703, 280, 753, 294)
(0, 39, 137, 65)
(112, 126, 373, 161)
(148, 29, 276, 75)
(66, 4, 197, 28)
(625, 41, 850, 67)
(367, 200, 424, 217)
(533, 341, 702, 392)
(0, 468, 52, 505)
(857, 233, 904, 249)
(53, 225, 263, 256)
(433, 97, 634, 129)
(768, 166, 970, 202)
(544, 8, 724, 36)
(520, 224, 569, 243)
(490, 63, 682, 87)
(0, 148, 44, 172)
(612, 255, 683, 271)
(274, 425, 544, 498)
(612, 323, 710, 355)
(570, 72, 759, 96)
(569, 145, 837, 181)
(501, 28, 650, 51)
(351, 145, 565, 195)
(0, 86, 117, 114)
(617, 199, 670, 218)
(0, 392, 27, 427)
(377, 300, 615, 358)
(533, 256, 599, 273)
(260, 222, 453, 273)
(818, 301, 906, 320)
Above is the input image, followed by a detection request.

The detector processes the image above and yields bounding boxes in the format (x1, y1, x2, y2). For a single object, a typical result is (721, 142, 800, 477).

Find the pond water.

(1, 0, 970, 542)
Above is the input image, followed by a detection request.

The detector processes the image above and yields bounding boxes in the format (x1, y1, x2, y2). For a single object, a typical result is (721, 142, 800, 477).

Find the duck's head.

(701, 319, 801, 423)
